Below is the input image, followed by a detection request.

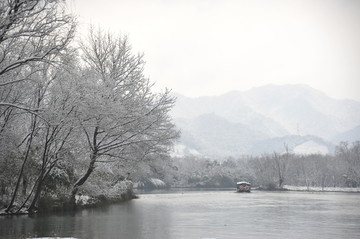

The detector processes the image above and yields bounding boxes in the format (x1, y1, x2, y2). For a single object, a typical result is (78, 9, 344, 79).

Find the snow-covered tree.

(0, 0, 77, 213)
(0, 0, 75, 111)
(70, 29, 179, 203)
(4, 49, 80, 213)
(336, 141, 360, 187)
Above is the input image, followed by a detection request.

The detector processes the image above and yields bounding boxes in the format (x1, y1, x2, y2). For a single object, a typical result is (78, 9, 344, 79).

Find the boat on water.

(236, 181, 251, 192)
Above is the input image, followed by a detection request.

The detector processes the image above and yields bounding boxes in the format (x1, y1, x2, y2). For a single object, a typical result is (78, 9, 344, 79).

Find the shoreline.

(282, 185, 360, 193)
(0, 190, 137, 217)
(136, 185, 360, 193)
(2, 185, 359, 216)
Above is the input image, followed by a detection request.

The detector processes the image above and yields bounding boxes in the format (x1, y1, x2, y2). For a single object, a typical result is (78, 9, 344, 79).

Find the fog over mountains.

(171, 84, 360, 158)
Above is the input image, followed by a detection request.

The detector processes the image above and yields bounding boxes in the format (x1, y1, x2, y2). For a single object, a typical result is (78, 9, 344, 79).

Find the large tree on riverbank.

(70, 29, 179, 204)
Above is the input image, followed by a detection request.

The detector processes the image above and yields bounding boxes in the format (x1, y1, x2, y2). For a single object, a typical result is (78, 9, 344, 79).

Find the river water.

(0, 190, 360, 239)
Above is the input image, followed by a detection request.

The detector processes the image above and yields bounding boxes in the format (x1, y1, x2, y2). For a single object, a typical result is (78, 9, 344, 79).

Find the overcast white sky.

(68, 0, 360, 101)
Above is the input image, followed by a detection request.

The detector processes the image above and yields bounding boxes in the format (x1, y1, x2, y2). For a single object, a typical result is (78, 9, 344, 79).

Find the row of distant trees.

(0, 0, 179, 213)
(251, 142, 360, 189)
(145, 141, 360, 190)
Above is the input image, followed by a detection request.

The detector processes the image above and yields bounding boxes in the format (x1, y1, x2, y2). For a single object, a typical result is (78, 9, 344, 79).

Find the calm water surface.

(1, 190, 360, 239)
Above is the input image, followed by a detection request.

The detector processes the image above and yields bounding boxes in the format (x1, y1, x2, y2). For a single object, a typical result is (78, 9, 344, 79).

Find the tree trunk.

(1, 180, 6, 200)
(28, 171, 45, 213)
(279, 177, 284, 188)
(16, 172, 42, 214)
(5, 118, 36, 212)
(22, 175, 28, 197)
(70, 151, 98, 208)
(27, 158, 59, 213)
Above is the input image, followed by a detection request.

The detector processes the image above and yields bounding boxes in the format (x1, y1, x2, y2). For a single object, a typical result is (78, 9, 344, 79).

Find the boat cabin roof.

(236, 181, 251, 185)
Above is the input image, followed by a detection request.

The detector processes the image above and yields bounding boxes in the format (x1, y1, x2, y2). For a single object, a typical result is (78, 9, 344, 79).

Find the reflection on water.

(1, 190, 360, 239)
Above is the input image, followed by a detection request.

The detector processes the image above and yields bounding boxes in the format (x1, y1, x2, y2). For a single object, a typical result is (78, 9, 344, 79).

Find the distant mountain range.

(170, 84, 360, 158)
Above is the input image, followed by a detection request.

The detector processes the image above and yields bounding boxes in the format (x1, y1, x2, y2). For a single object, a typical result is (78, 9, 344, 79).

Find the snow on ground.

(171, 143, 202, 157)
(75, 195, 91, 205)
(149, 178, 166, 187)
(0, 208, 28, 215)
(27, 238, 77, 239)
(284, 185, 360, 192)
(293, 140, 329, 155)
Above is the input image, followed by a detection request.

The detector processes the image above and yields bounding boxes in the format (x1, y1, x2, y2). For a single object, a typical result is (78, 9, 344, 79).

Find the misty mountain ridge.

(171, 84, 360, 158)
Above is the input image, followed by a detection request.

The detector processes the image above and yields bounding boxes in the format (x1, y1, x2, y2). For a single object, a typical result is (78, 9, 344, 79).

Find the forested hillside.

(172, 85, 360, 157)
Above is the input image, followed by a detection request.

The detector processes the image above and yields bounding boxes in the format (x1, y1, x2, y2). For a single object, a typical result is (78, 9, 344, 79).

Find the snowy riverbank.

(1, 180, 136, 216)
(27, 238, 78, 239)
(283, 185, 360, 192)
